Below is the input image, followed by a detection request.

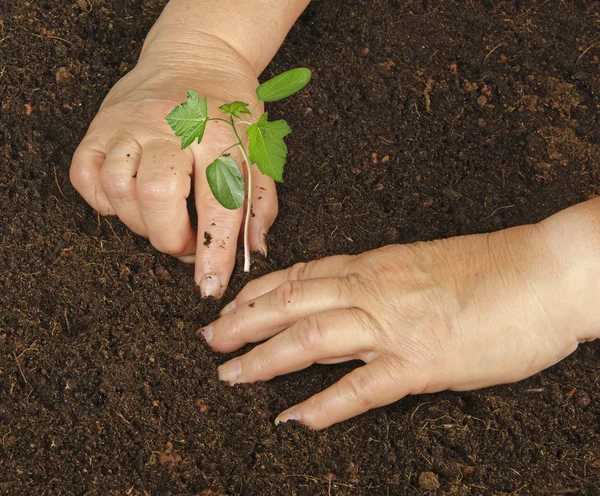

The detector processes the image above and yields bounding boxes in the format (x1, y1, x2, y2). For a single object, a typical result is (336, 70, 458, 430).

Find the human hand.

(200, 220, 599, 429)
(70, 29, 276, 297)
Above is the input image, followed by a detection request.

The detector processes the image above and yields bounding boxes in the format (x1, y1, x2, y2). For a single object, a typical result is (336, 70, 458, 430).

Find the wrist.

(144, 0, 310, 76)
(137, 29, 259, 102)
(537, 198, 600, 342)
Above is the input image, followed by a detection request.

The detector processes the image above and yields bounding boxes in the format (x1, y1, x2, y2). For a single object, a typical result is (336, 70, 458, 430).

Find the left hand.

(200, 220, 595, 429)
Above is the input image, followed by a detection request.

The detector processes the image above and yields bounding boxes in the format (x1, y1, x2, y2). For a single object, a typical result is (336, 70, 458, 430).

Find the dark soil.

(1, 1, 600, 494)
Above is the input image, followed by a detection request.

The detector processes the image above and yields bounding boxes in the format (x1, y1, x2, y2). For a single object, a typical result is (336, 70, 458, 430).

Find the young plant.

(165, 68, 312, 273)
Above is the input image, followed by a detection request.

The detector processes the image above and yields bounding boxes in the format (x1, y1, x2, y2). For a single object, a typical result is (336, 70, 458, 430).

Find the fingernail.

(199, 325, 213, 344)
(220, 300, 237, 316)
(260, 229, 268, 258)
(178, 255, 195, 264)
(218, 359, 241, 384)
(274, 410, 301, 426)
(200, 275, 221, 298)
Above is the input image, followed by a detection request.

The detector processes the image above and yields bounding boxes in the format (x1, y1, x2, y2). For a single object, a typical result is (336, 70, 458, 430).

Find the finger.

(100, 135, 145, 235)
(203, 277, 353, 352)
(217, 309, 377, 384)
(193, 145, 245, 298)
(220, 255, 354, 315)
(246, 165, 278, 256)
(136, 139, 197, 258)
(70, 140, 112, 215)
(275, 357, 422, 430)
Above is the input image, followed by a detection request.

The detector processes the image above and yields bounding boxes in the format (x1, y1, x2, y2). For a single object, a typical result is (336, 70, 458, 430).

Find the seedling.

(166, 68, 312, 272)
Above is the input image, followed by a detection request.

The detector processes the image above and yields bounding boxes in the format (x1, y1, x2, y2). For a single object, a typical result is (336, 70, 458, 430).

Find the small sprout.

(219, 101, 252, 118)
(166, 68, 312, 273)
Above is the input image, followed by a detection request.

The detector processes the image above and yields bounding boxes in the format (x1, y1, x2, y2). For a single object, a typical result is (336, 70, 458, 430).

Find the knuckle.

(101, 173, 132, 201)
(341, 370, 374, 409)
(138, 180, 178, 207)
(69, 152, 94, 192)
(224, 317, 242, 343)
(69, 161, 84, 191)
(296, 315, 326, 351)
(274, 280, 301, 310)
(288, 262, 308, 281)
(247, 351, 270, 380)
(108, 132, 139, 151)
(338, 274, 358, 303)
(348, 307, 381, 344)
(237, 280, 258, 303)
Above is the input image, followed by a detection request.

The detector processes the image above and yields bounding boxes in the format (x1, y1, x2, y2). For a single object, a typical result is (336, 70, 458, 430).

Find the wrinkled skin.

(70, 33, 275, 297)
(202, 222, 592, 429)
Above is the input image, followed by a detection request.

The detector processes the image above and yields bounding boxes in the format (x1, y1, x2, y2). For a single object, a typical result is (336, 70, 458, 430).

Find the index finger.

(220, 255, 355, 315)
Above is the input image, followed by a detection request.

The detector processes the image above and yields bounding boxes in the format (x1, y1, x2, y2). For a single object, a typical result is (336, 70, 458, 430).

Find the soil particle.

(306, 234, 326, 253)
(203, 231, 212, 246)
(55, 67, 73, 85)
(419, 472, 440, 491)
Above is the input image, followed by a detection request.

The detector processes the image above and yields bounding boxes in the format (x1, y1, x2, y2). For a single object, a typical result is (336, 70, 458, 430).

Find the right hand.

(70, 31, 277, 297)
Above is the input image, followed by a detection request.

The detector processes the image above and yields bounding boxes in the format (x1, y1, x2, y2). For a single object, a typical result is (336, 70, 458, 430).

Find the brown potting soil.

(1, 1, 599, 494)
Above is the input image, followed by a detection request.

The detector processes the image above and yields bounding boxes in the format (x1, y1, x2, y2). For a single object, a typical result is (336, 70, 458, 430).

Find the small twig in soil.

(574, 40, 600, 68)
(78, 0, 93, 14)
(425, 0, 455, 16)
(53, 166, 67, 200)
(519, 0, 551, 17)
(509, 483, 528, 495)
(283, 474, 354, 489)
(13, 352, 27, 384)
(185, 301, 204, 318)
(379, 136, 400, 145)
(410, 401, 432, 421)
(413, 101, 420, 118)
(94, 186, 101, 230)
(480, 204, 515, 222)
(423, 78, 434, 113)
(117, 413, 131, 425)
(63, 308, 71, 334)
(28, 31, 73, 46)
(104, 218, 123, 245)
(15, 346, 38, 361)
(2, 429, 11, 457)
(481, 42, 506, 66)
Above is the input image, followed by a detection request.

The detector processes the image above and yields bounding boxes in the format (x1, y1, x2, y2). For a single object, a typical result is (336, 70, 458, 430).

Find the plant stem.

(231, 118, 253, 273)
(218, 143, 239, 157)
(208, 117, 232, 125)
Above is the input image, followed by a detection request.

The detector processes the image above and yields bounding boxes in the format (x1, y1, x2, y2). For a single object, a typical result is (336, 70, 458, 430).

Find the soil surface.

(1, 1, 600, 494)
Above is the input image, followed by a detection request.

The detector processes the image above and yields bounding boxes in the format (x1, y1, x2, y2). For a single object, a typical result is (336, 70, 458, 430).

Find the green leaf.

(256, 68, 312, 102)
(247, 113, 291, 183)
(205, 156, 245, 210)
(165, 90, 209, 149)
(219, 101, 251, 118)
